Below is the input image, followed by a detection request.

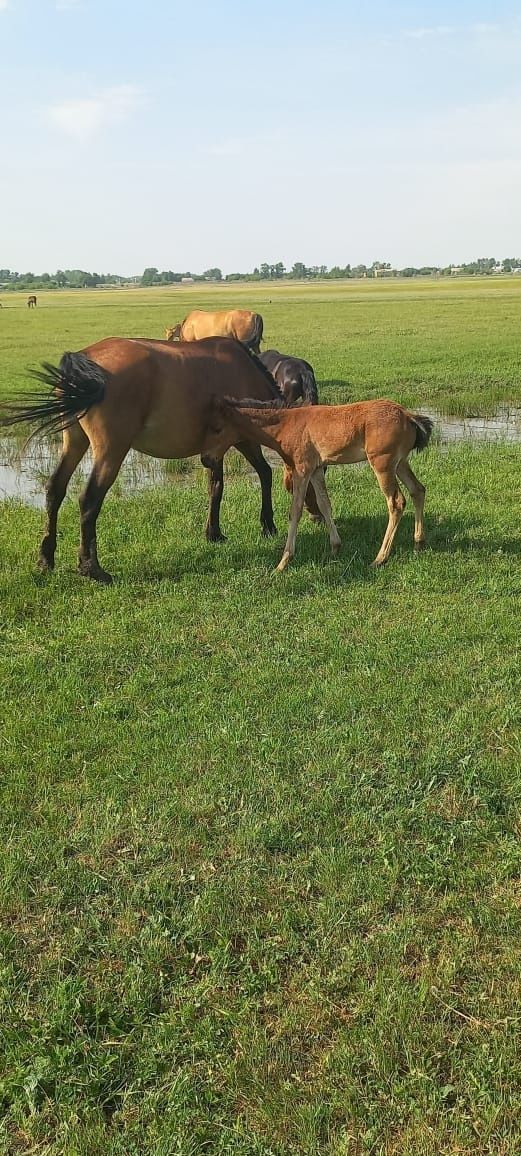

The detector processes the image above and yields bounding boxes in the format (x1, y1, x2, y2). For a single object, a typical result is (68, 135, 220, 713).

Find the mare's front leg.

(201, 455, 226, 542)
(235, 441, 277, 537)
(276, 472, 310, 572)
(310, 468, 341, 557)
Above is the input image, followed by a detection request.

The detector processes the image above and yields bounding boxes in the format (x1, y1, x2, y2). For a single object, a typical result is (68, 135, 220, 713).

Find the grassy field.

(1, 283, 521, 1155)
(1, 276, 521, 413)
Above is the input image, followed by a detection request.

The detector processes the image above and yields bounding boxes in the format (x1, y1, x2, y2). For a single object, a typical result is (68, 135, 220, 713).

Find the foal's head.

(164, 324, 182, 341)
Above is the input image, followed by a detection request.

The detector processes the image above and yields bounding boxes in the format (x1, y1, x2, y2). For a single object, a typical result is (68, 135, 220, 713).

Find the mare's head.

(164, 324, 182, 341)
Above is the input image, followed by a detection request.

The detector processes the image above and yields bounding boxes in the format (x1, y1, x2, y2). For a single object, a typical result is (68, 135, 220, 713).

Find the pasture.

(1, 280, 520, 1155)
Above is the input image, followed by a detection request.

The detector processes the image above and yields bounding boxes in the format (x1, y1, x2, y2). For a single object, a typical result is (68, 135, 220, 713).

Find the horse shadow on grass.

(128, 508, 521, 587)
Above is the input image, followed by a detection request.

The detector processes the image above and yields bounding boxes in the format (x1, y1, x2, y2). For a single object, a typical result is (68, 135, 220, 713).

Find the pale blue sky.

(1, 0, 521, 274)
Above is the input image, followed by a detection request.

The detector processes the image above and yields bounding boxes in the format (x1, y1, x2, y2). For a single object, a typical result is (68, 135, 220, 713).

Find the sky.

(1, 0, 521, 275)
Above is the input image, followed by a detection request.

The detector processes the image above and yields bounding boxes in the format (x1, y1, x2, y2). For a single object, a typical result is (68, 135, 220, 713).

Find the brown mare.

(27, 295, 37, 308)
(0, 337, 298, 583)
(211, 398, 434, 571)
(165, 309, 263, 353)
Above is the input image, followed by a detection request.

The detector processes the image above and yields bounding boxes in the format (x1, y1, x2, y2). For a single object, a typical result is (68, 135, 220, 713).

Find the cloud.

(205, 139, 244, 157)
(401, 25, 452, 40)
(0, 1, 9, 10)
(46, 85, 143, 141)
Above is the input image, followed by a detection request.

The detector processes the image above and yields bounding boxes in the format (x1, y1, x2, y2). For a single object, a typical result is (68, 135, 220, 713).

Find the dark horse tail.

(411, 412, 434, 452)
(0, 352, 107, 438)
(247, 313, 263, 353)
(301, 366, 319, 405)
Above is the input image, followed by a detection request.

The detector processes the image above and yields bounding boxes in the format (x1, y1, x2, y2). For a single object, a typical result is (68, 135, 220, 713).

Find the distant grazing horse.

(165, 309, 263, 353)
(0, 337, 293, 583)
(27, 296, 37, 308)
(211, 397, 434, 572)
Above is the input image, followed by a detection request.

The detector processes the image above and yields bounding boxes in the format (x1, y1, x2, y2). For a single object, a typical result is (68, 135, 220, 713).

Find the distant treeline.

(2, 257, 521, 292)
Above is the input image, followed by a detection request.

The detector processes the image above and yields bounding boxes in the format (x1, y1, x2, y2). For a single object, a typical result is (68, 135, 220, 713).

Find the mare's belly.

(132, 410, 205, 459)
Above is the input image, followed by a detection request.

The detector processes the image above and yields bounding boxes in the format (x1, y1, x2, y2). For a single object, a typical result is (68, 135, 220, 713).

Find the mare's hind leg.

(201, 455, 226, 542)
(276, 472, 310, 572)
(78, 446, 129, 584)
(235, 441, 277, 537)
(310, 468, 341, 557)
(368, 454, 406, 567)
(397, 459, 426, 551)
(39, 422, 89, 571)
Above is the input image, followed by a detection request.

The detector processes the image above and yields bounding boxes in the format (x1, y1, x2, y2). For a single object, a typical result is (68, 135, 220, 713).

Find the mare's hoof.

(78, 562, 113, 584)
(262, 523, 278, 538)
(414, 539, 426, 553)
(371, 558, 388, 569)
(206, 530, 227, 544)
(38, 554, 54, 573)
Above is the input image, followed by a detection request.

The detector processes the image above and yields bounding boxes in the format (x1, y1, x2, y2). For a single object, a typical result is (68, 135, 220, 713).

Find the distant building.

(181, 276, 194, 284)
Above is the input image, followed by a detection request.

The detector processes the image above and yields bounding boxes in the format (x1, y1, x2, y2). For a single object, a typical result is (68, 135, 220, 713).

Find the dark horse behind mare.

(27, 296, 37, 308)
(260, 348, 324, 515)
(0, 337, 299, 583)
(260, 349, 319, 406)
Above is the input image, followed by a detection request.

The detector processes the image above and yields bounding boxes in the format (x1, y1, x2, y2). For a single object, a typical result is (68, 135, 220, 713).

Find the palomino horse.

(165, 309, 263, 353)
(27, 296, 37, 308)
(0, 337, 295, 583)
(211, 397, 434, 572)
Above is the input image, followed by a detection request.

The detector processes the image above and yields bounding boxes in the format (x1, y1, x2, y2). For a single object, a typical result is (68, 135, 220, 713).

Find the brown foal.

(211, 398, 434, 571)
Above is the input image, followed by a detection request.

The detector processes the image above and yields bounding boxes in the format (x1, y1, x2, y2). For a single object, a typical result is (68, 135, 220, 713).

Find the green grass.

(2, 277, 521, 413)
(1, 284, 521, 1154)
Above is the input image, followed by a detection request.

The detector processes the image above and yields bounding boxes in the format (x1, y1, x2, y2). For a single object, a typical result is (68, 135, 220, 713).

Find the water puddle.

(1, 407, 520, 506)
(0, 437, 198, 509)
(427, 405, 521, 444)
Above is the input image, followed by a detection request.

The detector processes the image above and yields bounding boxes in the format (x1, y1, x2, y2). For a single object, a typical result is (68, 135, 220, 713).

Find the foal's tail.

(301, 366, 319, 405)
(410, 412, 434, 452)
(0, 352, 107, 439)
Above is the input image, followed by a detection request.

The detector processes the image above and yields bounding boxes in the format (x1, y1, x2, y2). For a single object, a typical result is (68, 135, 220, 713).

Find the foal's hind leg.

(78, 447, 129, 584)
(397, 459, 426, 551)
(235, 441, 277, 537)
(39, 423, 88, 571)
(368, 455, 406, 567)
(310, 468, 341, 557)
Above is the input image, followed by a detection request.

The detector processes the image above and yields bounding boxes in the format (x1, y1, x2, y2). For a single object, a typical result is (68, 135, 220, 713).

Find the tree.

(291, 262, 307, 279)
(203, 268, 222, 281)
(141, 267, 159, 286)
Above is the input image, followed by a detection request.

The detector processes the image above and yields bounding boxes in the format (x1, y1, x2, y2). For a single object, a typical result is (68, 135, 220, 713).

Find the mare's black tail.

(0, 352, 107, 438)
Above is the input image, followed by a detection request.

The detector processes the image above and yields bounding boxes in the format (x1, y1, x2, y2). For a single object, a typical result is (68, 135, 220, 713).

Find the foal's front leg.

(276, 472, 310, 572)
(309, 468, 341, 557)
